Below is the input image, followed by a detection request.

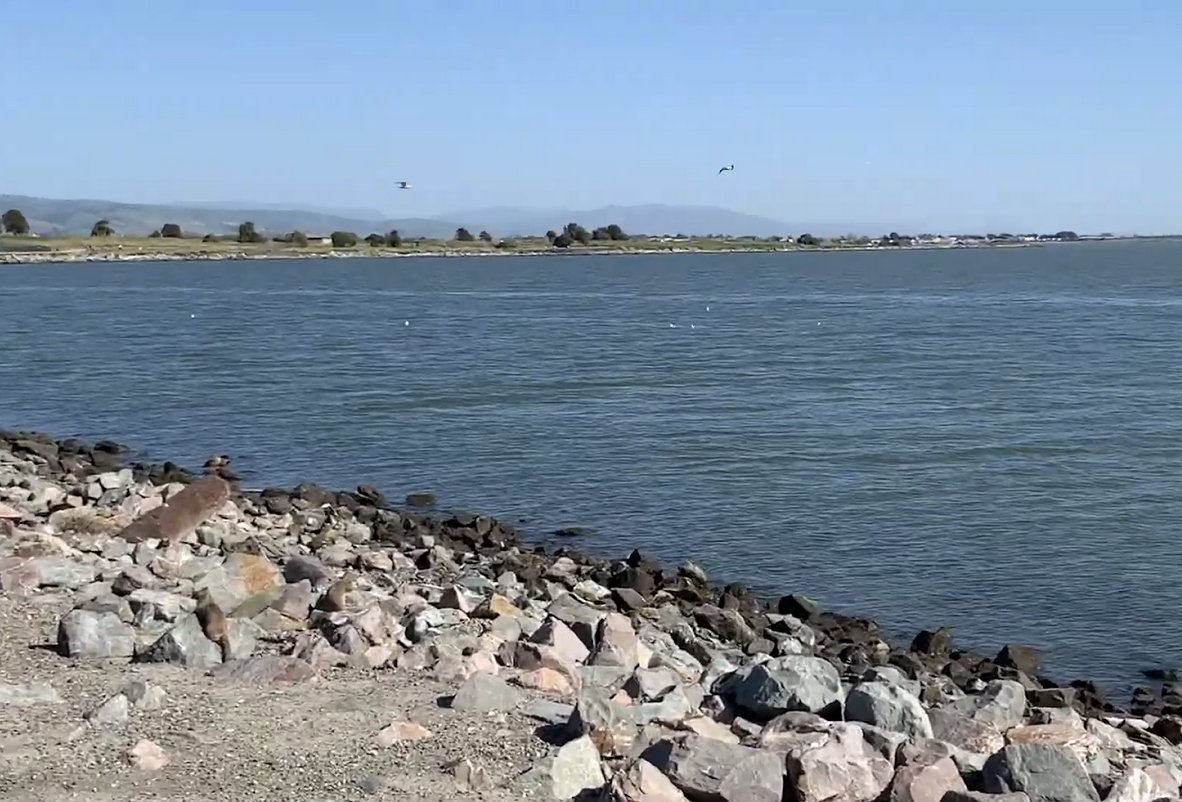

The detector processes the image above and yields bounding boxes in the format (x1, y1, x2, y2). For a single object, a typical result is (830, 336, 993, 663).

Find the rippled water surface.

(2, 243, 1181, 689)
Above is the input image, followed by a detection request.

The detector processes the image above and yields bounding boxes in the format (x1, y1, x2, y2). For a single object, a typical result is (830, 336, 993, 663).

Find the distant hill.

(0, 195, 459, 239)
(173, 201, 390, 220)
(438, 204, 797, 238)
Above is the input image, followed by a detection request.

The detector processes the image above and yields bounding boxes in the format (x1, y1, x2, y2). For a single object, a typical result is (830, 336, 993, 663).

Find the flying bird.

(718, 164, 735, 174)
(397, 181, 412, 189)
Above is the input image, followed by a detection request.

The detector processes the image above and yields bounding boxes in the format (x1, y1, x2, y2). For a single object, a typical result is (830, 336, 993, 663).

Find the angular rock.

(530, 616, 592, 666)
(983, 743, 1100, 802)
(86, 693, 132, 726)
(944, 680, 1027, 732)
(0, 682, 61, 707)
(1105, 767, 1176, 802)
(376, 721, 432, 746)
(449, 672, 522, 713)
(590, 611, 641, 670)
(547, 593, 606, 651)
(31, 557, 99, 589)
(57, 610, 136, 658)
(193, 552, 284, 616)
(929, 707, 1006, 755)
(211, 655, 317, 686)
(127, 739, 169, 771)
(117, 474, 231, 543)
(782, 722, 895, 802)
(570, 688, 639, 758)
(728, 657, 842, 719)
(135, 614, 223, 669)
(649, 734, 783, 802)
(614, 758, 689, 802)
(551, 735, 606, 800)
(890, 756, 968, 802)
(846, 681, 934, 739)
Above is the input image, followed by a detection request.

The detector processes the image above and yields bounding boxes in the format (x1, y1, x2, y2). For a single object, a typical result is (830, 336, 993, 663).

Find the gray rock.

(863, 666, 921, 697)
(111, 564, 157, 595)
(282, 555, 334, 589)
(86, 693, 132, 726)
(193, 552, 284, 615)
(983, 743, 1101, 802)
(589, 611, 641, 670)
(547, 593, 606, 651)
(271, 580, 316, 621)
(0, 682, 61, 707)
(729, 657, 842, 719)
(929, 707, 1006, 755)
(523, 699, 575, 726)
(127, 588, 195, 622)
(121, 679, 166, 711)
(449, 673, 522, 713)
(530, 615, 592, 665)
(78, 593, 135, 623)
(944, 793, 1031, 802)
(33, 557, 98, 589)
(627, 668, 682, 701)
(210, 655, 317, 686)
(946, 680, 1027, 732)
(550, 735, 606, 800)
(570, 688, 640, 757)
(135, 614, 223, 669)
(648, 734, 784, 802)
(846, 681, 934, 738)
(57, 610, 137, 658)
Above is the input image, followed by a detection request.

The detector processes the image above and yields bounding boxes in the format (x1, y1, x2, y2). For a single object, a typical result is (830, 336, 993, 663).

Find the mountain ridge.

(3, 194, 880, 238)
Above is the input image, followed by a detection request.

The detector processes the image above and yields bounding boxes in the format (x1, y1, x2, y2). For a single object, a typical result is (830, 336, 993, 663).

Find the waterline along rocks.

(3, 428, 1182, 801)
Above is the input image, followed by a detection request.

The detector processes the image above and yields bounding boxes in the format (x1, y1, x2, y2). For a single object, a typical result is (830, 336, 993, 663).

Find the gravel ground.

(0, 594, 553, 802)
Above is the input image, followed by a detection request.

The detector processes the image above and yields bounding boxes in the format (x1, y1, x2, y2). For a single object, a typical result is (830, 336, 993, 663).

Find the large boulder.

(943, 680, 1027, 732)
(782, 722, 895, 802)
(889, 756, 968, 802)
(57, 610, 136, 658)
(982, 743, 1100, 802)
(647, 735, 783, 802)
(727, 656, 842, 719)
(845, 681, 933, 739)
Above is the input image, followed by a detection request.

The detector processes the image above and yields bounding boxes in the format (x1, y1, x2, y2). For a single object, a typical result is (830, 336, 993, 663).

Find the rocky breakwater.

(2, 429, 1182, 802)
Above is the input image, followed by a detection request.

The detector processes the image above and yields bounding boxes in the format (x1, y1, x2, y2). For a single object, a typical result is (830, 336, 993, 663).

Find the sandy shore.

(2, 428, 1179, 801)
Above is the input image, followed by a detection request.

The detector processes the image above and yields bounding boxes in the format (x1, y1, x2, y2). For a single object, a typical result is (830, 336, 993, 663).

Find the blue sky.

(2, 1, 1179, 233)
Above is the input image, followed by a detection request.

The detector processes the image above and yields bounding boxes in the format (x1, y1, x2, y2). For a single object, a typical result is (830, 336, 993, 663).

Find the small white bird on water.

(397, 181, 412, 190)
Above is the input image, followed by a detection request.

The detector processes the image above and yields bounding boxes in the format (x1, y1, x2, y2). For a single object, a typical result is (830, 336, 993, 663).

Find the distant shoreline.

(0, 237, 1144, 266)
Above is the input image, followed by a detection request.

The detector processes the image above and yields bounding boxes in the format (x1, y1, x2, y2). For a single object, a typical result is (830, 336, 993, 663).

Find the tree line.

(0, 206, 1085, 246)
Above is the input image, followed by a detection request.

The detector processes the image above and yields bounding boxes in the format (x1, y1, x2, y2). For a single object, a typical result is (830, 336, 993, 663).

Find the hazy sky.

(3, 1, 1179, 233)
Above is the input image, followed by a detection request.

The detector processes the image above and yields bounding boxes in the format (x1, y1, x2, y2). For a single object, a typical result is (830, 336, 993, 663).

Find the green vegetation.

(0, 203, 1125, 265)
(2, 209, 29, 235)
(236, 221, 266, 244)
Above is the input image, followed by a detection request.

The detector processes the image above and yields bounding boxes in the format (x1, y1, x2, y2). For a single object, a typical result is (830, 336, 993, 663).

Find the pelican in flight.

(397, 181, 412, 189)
(718, 164, 735, 174)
